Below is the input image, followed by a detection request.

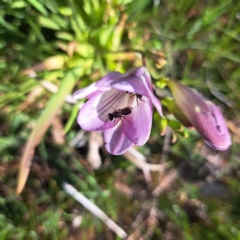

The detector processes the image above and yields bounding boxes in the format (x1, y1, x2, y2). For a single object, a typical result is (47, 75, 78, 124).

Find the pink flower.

(73, 67, 163, 155)
(167, 80, 231, 151)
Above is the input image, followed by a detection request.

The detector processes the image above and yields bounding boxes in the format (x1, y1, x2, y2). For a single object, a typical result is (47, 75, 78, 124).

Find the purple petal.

(139, 74, 164, 117)
(131, 67, 163, 117)
(122, 96, 153, 146)
(77, 93, 115, 131)
(73, 72, 122, 100)
(123, 66, 146, 77)
(125, 67, 152, 92)
(148, 92, 164, 117)
(111, 75, 149, 97)
(96, 72, 122, 91)
(86, 89, 103, 99)
(140, 67, 152, 90)
(104, 122, 134, 155)
(78, 89, 129, 131)
(192, 103, 231, 151)
(73, 82, 98, 100)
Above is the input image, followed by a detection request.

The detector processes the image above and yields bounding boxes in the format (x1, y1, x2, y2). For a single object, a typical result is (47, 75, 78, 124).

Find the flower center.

(96, 89, 141, 123)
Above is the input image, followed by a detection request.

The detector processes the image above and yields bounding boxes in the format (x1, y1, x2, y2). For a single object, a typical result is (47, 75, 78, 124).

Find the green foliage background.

(0, 0, 240, 239)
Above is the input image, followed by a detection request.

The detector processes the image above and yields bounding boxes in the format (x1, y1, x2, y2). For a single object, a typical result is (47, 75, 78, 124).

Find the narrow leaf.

(16, 71, 77, 194)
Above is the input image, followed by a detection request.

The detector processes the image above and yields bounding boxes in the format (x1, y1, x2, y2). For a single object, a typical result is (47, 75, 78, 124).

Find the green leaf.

(16, 70, 78, 194)
(168, 119, 183, 131)
(156, 78, 169, 89)
(27, 0, 48, 16)
(64, 102, 80, 134)
(38, 16, 61, 30)
(11, 1, 26, 8)
(0, 79, 39, 108)
(154, 112, 168, 136)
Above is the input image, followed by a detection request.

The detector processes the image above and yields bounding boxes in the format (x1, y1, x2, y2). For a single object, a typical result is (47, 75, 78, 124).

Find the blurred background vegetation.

(0, 0, 240, 239)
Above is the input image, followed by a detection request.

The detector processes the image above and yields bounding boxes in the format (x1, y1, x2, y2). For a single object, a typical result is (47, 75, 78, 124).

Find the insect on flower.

(73, 66, 163, 155)
(136, 94, 143, 100)
(129, 93, 144, 106)
(107, 107, 133, 122)
(135, 94, 145, 105)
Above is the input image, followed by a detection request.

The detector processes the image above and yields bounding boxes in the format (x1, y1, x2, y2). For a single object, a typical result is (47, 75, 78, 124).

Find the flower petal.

(73, 82, 98, 100)
(148, 92, 164, 117)
(138, 75, 163, 117)
(86, 89, 103, 99)
(77, 93, 115, 131)
(104, 122, 134, 155)
(123, 66, 146, 77)
(124, 67, 152, 92)
(96, 72, 122, 88)
(122, 96, 153, 146)
(78, 88, 130, 131)
(73, 72, 122, 100)
(193, 103, 231, 151)
(139, 67, 152, 89)
(111, 75, 149, 97)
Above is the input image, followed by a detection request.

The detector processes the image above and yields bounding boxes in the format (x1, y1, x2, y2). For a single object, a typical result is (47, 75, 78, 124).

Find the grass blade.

(16, 71, 77, 194)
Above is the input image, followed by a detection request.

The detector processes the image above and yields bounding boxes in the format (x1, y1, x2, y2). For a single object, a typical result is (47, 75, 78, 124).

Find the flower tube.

(73, 67, 163, 155)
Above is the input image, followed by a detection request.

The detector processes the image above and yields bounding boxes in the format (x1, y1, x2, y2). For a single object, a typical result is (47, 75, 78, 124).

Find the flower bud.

(167, 80, 231, 151)
(163, 98, 192, 128)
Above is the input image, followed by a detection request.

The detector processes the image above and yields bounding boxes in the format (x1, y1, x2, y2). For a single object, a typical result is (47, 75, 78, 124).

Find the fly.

(107, 107, 133, 122)
(136, 94, 143, 101)
(133, 94, 144, 106)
